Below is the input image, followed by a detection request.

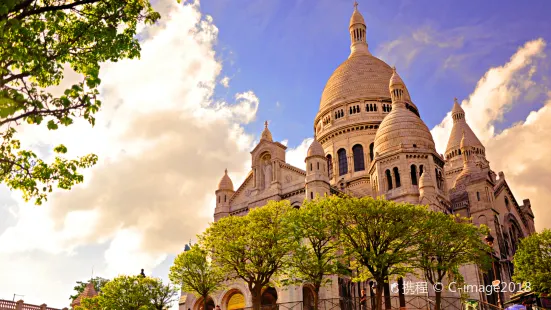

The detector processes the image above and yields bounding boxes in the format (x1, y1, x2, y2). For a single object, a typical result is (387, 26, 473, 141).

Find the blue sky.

(200, 0, 551, 145)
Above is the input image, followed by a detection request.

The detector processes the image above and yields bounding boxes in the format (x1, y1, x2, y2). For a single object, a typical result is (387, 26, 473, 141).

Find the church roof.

(389, 66, 405, 88)
(71, 282, 98, 307)
(307, 139, 324, 157)
(217, 169, 234, 191)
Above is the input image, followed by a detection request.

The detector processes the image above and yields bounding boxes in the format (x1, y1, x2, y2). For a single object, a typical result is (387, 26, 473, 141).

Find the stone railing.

(0, 300, 67, 310)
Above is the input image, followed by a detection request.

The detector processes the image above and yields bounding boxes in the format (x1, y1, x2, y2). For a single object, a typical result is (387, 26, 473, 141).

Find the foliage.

(284, 197, 345, 309)
(75, 275, 177, 310)
(326, 196, 429, 310)
(200, 200, 298, 310)
(169, 244, 226, 310)
(413, 212, 490, 310)
(0, 0, 160, 204)
(69, 276, 109, 305)
(513, 229, 551, 295)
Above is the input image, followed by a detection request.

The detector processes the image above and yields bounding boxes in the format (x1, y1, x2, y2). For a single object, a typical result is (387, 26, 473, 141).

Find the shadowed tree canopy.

(200, 200, 298, 310)
(0, 0, 161, 204)
(513, 229, 551, 295)
(169, 244, 226, 310)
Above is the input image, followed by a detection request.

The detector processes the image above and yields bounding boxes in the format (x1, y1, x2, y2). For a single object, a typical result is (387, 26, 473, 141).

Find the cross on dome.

(354, 1, 358, 10)
(264, 120, 268, 128)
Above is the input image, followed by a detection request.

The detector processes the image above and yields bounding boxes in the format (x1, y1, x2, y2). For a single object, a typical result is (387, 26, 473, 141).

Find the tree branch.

(14, 0, 102, 20)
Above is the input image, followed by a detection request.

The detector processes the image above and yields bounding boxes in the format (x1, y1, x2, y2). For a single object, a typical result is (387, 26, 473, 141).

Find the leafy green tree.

(284, 198, 344, 310)
(413, 212, 490, 310)
(69, 276, 109, 305)
(327, 196, 429, 310)
(75, 275, 177, 310)
(513, 229, 551, 295)
(169, 244, 226, 310)
(0, 0, 160, 204)
(200, 200, 298, 310)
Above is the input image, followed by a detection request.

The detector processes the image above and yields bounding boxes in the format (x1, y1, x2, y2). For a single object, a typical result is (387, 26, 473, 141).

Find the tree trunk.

(314, 284, 320, 310)
(375, 282, 384, 310)
(434, 291, 442, 310)
(251, 285, 263, 310)
(203, 294, 208, 310)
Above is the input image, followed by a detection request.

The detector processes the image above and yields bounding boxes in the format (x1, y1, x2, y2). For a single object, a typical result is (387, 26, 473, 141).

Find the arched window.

(385, 169, 393, 190)
(327, 154, 333, 179)
(505, 197, 510, 210)
(419, 165, 424, 177)
(310, 163, 313, 171)
(393, 167, 401, 187)
(310, 192, 314, 199)
(352, 144, 365, 171)
(338, 149, 348, 176)
(410, 165, 418, 185)
(218, 196, 220, 203)
(224, 195, 226, 202)
(317, 162, 320, 170)
(477, 192, 480, 201)
(369, 143, 374, 161)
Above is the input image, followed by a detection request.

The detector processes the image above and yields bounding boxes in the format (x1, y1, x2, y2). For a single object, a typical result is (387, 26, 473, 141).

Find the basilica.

(181, 4, 536, 310)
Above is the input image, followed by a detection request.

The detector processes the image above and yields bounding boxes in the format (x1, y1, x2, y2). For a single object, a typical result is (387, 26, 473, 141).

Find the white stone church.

(181, 4, 536, 310)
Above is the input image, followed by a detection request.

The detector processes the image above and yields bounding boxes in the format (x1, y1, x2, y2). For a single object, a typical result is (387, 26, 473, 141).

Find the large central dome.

(319, 54, 393, 111)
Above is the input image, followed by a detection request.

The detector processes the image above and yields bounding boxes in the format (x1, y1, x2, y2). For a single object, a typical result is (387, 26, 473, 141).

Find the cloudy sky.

(1, 0, 550, 308)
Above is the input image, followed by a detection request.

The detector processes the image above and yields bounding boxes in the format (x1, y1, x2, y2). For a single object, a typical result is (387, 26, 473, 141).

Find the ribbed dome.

(307, 139, 324, 157)
(319, 54, 394, 111)
(217, 169, 234, 191)
(374, 105, 435, 155)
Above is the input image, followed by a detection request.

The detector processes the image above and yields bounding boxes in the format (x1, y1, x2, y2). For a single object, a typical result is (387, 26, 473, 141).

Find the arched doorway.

(226, 290, 246, 310)
(261, 287, 278, 309)
(303, 285, 315, 310)
(196, 296, 215, 310)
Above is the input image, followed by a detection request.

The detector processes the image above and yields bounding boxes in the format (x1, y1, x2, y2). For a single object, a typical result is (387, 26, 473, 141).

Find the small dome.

(261, 121, 273, 142)
(389, 67, 405, 88)
(307, 139, 324, 157)
(446, 100, 483, 155)
(217, 169, 234, 191)
(71, 282, 98, 307)
(349, 7, 365, 27)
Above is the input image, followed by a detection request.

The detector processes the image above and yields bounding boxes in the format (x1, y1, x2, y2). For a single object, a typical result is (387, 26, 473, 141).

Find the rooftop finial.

(354, 0, 358, 10)
(224, 168, 228, 175)
(454, 97, 458, 104)
(264, 120, 268, 129)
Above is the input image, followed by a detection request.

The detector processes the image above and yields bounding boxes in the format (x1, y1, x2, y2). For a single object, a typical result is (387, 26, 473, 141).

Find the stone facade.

(181, 4, 536, 310)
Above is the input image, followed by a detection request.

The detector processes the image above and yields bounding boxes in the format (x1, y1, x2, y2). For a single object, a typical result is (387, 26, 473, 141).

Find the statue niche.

(259, 153, 272, 190)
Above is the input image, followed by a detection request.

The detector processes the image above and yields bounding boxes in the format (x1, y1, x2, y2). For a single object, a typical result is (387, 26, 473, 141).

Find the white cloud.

(286, 138, 313, 170)
(220, 76, 230, 88)
(430, 38, 550, 231)
(0, 0, 258, 307)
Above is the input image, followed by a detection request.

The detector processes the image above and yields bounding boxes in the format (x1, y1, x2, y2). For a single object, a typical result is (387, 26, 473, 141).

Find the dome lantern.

(217, 169, 234, 191)
(349, 1, 370, 57)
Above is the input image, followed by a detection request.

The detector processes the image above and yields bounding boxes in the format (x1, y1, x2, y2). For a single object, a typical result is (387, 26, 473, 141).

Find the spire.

(348, 1, 370, 57)
(261, 120, 273, 142)
(71, 281, 98, 307)
(306, 138, 324, 158)
(445, 97, 484, 157)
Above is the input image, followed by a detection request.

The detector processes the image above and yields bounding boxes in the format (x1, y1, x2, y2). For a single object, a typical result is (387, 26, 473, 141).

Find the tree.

(200, 200, 298, 310)
(284, 198, 344, 310)
(69, 276, 109, 305)
(0, 0, 161, 204)
(327, 196, 429, 310)
(75, 275, 177, 310)
(169, 244, 226, 310)
(413, 212, 490, 310)
(513, 229, 551, 295)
